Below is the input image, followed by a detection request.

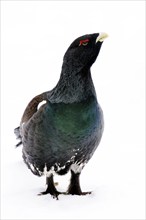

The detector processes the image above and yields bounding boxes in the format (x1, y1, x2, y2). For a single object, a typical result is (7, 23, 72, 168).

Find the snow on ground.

(1, 1, 145, 219)
(1, 129, 145, 219)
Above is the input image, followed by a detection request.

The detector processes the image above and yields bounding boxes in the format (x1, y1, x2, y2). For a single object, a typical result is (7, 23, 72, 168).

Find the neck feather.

(49, 68, 96, 103)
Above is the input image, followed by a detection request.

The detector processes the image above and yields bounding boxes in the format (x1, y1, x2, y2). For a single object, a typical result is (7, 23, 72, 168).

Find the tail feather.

(14, 126, 22, 147)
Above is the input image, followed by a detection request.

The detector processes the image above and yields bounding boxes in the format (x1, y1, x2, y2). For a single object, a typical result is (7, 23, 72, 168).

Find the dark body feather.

(22, 94, 103, 176)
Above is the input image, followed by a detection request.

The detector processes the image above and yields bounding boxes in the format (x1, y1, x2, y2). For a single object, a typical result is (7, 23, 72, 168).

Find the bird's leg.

(38, 174, 61, 199)
(67, 170, 91, 195)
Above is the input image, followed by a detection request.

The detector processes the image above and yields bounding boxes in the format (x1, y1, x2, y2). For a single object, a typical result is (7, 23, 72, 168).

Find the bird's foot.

(38, 175, 61, 200)
(38, 189, 62, 200)
(66, 170, 92, 196)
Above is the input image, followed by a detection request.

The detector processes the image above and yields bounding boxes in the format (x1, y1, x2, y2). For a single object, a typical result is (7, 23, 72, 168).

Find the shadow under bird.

(14, 32, 108, 199)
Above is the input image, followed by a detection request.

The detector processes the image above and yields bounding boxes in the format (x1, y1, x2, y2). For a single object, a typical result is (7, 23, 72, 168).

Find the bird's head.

(63, 32, 108, 73)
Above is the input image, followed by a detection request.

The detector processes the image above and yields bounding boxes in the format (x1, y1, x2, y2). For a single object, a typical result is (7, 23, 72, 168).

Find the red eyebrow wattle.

(79, 39, 89, 45)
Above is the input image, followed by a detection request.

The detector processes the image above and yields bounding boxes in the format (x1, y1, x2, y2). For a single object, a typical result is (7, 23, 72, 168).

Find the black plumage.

(14, 32, 108, 199)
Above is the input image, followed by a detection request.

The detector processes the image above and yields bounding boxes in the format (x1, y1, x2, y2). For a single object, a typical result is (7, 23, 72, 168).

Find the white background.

(1, 1, 145, 219)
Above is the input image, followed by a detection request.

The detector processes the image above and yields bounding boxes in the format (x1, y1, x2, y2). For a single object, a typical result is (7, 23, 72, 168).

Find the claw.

(67, 191, 92, 195)
(38, 190, 61, 200)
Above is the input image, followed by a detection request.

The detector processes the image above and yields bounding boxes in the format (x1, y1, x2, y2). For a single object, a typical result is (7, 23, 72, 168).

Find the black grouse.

(14, 32, 108, 199)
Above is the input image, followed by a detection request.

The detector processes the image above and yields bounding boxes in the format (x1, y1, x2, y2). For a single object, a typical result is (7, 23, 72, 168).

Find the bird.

(14, 32, 108, 199)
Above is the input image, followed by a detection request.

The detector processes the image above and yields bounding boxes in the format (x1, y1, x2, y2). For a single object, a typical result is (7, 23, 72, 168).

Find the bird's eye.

(79, 39, 89, 46)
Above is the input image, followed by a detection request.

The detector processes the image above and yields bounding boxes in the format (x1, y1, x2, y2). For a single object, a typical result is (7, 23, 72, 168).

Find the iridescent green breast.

(46, 96, 99, 138)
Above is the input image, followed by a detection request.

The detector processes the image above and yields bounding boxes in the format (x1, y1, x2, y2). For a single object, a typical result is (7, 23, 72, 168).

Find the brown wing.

(21, 92, 47, 124)
(14, 92, 49, 147)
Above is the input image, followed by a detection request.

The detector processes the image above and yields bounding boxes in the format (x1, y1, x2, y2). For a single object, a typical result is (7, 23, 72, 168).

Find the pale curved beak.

(96, 32, 108, 43)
